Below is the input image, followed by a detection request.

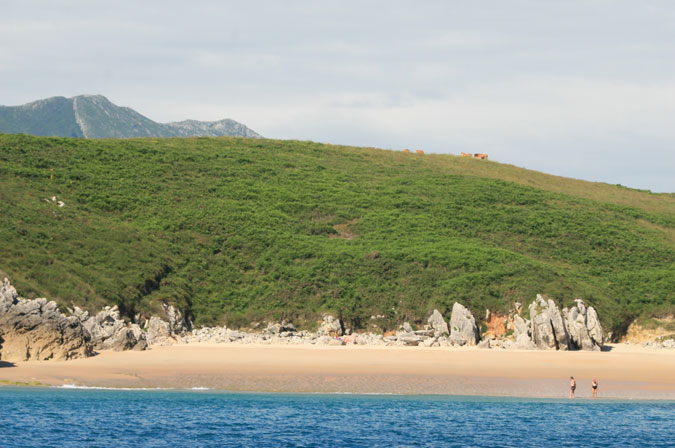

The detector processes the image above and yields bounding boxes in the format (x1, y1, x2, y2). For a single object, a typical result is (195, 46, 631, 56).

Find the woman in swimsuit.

(570, 376, 576, 398)
(592, 379, 598, 398)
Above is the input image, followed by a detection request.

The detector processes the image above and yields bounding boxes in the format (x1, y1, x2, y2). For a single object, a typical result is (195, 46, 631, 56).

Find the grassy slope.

(0, 134, 673, 335)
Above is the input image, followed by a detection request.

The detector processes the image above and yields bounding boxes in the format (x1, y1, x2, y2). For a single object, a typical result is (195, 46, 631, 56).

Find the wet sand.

(2, 343, 674, 399)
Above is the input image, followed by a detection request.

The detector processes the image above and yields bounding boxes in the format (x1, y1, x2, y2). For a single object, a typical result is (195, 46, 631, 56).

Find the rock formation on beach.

(449, 303, 479, 346)
(563, 299, 604, 351)
(145, 304, 191, 346)
(486, 295, 603, 351)
(428, 309, 449, 337)
(0, 276, 628, 360)
(0, 278, 92, 361)
(529, 294, 569, 350)
(72, 305, 147, 351)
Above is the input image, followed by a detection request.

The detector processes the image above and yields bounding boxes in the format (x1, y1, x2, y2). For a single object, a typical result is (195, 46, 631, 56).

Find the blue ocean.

(1, 387, 673, 447)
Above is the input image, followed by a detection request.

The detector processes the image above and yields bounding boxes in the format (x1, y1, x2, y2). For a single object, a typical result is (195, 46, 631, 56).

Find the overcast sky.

(2, 1, 674, 192)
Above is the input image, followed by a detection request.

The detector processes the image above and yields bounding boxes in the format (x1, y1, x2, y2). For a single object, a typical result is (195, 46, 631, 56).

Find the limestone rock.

(477, 339, 491, 349)
(263, 320, 297, 335)
(515, 333, 536, 350)
(146, 316, 172, 345)
(427, 309, 449, 336)
(317, 315, 343, 338)
(79, 305, 147, 351)
(449, 302, 479, 346)
(162, 303, 190, 335)
(402, 322, 413, 333)
(586, 305, 604, 348)
(422, 337, 436, 347)
(513, 314, 530, 339)
(529, 295, 568, 350)
(0, 278, 19, 312)
(563, 299, 603, 351)
(144, 304, 190, 346)
(0, 278, 92, 361)
(397, 334, 423, 346)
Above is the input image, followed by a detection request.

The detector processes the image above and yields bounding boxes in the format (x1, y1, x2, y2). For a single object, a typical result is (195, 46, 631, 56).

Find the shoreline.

(4, 385, 675, 403)
(2, 343, 674, 400)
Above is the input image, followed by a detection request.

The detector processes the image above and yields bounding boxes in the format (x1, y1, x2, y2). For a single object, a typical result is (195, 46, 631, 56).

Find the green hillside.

(0, 133, 673, 337)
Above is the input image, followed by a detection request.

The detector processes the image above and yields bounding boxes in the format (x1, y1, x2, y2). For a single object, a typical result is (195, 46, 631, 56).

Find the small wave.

(191, 387, 211, 390)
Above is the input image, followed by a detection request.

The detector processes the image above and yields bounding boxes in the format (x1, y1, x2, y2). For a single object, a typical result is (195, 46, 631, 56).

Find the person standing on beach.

(570, 376, 576, 398)
(592, 379, 598, 398)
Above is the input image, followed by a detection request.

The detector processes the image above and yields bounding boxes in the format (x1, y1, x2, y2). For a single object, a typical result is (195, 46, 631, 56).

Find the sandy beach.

(2, 343, 674, 399)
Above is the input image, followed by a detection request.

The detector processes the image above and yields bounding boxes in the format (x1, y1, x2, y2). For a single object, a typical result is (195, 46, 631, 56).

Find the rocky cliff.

(0, 279, 92, 361)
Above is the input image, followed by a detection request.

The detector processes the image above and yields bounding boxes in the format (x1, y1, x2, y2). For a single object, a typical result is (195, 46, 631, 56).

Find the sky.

(2, 1, 674, 192)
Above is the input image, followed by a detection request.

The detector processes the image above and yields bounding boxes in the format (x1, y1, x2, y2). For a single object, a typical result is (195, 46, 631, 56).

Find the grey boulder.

(449, 302, 479, 346)
(529, 295, 569, 350)
(427, 309, 449, 336)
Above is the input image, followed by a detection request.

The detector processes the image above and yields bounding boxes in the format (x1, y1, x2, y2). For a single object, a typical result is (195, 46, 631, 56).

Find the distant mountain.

(0, 95, 262, 139)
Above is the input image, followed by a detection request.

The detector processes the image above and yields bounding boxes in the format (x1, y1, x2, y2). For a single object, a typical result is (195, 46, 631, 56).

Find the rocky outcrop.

(0, 278, 93, 361)
(137, 297, 605, 351)
(3, 279, 610, 354)
(513, 314, 530, 339)
(427, 309, 449, 336)
(146, 304, 190, 346)
(263, 320, 297, 336)
(517, 296, 602, 351)
(480, 296, 604, 351)
(449, 302, 479, 346)
(563, 300, 603, 351)
(317, 314, 343, 338)
(76, 306, 147, 351)
(529, 295, 569, 350)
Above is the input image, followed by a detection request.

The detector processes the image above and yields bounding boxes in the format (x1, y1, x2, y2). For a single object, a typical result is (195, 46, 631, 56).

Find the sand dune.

(2, 343, 674, 399)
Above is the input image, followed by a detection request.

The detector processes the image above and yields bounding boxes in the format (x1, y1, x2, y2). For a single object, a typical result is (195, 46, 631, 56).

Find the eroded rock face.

(449, 302, 479, 346)
(1, 278, 19, 312)
(163, 303, 190, 335)
(529, 295, 569, 350)
(428, 309, 449, 336)
(0, 278, 93, 361)
(76, 305, 147, 352)
(513, 314, 530, 339)
(145, 304, 190, 346)
(263, 320, 297, 336)
(317, 314, 343, 338)
(563, 300, 602, 351)
(515, 333, 536, 350)
(585, 305, 604, 348)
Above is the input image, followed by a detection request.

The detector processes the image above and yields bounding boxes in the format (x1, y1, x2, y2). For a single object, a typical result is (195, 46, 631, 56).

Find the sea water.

(1, 387, 673, 447)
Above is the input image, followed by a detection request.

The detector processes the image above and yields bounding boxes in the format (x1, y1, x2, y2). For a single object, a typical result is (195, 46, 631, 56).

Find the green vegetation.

(0, 133, 673, 336)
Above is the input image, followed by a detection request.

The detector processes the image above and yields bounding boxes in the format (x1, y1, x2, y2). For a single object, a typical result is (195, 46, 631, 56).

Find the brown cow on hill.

(460, 152, 472, 157)
(474, 153, 488, 160)
(416, 149, 424, 154)
(403, 149, 411, 153)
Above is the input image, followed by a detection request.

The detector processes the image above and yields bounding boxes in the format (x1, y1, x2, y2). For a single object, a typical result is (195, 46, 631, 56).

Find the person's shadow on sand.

(0, 361, 16, 368)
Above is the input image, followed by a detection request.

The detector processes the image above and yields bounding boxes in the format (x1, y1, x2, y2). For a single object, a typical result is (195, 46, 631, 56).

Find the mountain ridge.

(0, 95, 262, 139)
